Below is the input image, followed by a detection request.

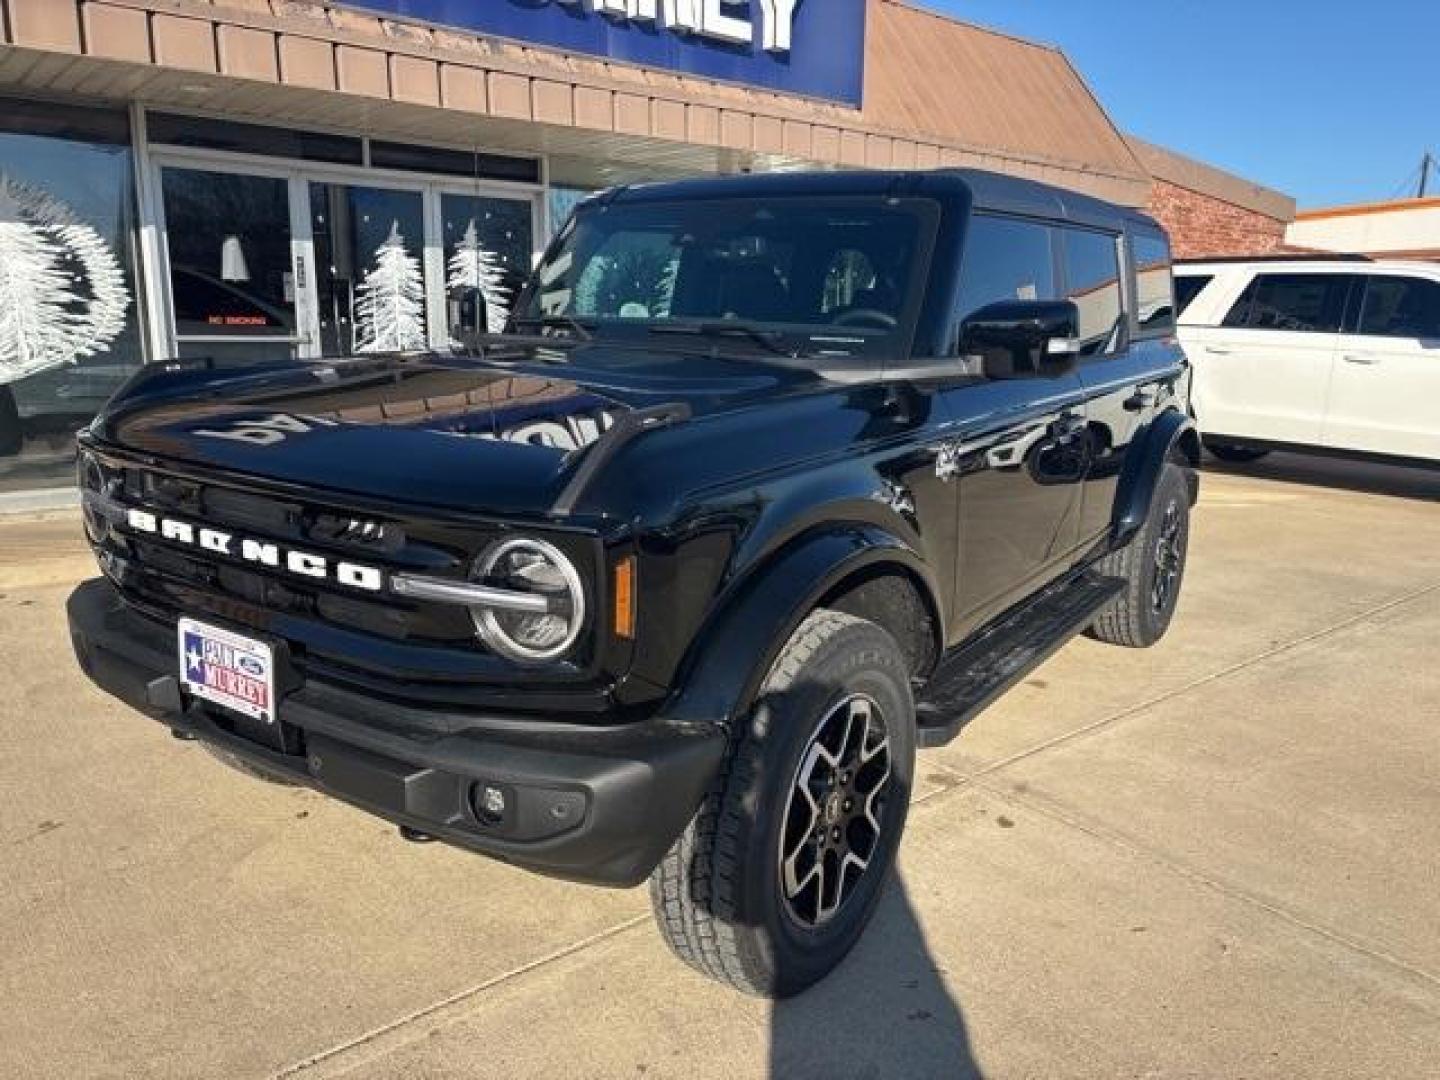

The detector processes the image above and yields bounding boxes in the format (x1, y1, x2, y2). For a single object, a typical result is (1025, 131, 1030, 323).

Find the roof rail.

(1175, 253, 1373, 265)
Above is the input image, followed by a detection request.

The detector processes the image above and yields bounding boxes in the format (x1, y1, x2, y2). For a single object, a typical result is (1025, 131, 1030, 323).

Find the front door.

(154, 156, 539, 364)
(1323, 273, 1440, 460)
(308, 182, 428, 356)
(944, 213, 1090, 639)
(157, 165, 307, 363)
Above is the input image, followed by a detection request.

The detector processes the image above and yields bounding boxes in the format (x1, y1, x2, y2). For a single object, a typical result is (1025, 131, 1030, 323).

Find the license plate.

(178, 618, 275, 724)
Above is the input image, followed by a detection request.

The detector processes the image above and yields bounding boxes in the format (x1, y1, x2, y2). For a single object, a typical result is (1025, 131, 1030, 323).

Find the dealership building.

(0, 0, 1288, 500)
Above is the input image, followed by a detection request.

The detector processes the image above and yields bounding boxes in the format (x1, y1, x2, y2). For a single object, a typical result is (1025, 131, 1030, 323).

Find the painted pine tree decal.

(355, 221, 427, 353)
(0, 173, 130, 384)
(447, 219, 511, 337)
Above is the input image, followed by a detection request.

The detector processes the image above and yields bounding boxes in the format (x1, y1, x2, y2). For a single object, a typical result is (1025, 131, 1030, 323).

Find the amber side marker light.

(613, 555, 636, 639)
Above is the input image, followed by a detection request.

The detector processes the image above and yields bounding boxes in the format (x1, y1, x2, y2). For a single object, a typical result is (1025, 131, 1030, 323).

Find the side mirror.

(959, 300, 1081, 379)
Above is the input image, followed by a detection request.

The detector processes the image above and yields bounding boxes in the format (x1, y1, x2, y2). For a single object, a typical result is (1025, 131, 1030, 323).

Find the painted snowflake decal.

(0, 173, 130, 385)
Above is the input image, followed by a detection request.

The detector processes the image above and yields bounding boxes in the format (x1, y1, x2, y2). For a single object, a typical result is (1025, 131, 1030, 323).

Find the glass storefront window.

(441, 194, 533, 342)
(0, 100, 144, 493)
(161, 167, 297, 360)
(311, 183, 428, 356)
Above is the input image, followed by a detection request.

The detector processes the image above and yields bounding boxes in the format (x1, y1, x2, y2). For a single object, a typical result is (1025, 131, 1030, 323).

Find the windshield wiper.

(509, 315, 595, 342)
(649, 321, 798, 356)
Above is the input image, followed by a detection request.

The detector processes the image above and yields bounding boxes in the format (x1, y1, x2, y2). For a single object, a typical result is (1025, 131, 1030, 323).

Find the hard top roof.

(595, 168, 1162, 235)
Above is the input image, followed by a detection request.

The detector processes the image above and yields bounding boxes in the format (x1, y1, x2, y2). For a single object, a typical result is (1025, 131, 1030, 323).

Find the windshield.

(518, 196, 938, 359)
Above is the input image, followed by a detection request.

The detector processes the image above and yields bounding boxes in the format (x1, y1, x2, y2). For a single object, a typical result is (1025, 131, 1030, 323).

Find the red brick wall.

(1147, 178, 1289, 260)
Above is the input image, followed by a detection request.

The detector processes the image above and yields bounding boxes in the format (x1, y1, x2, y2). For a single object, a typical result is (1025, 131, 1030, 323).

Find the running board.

(915, 572, 1125, 748)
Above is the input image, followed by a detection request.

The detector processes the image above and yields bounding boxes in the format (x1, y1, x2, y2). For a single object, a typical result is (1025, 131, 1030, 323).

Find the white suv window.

(1356, 276, 1440, 339)
(1221, 273, 1351, 334)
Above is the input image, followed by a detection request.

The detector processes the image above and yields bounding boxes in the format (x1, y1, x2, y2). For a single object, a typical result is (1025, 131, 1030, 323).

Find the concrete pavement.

(1, 453, 1437, 1079)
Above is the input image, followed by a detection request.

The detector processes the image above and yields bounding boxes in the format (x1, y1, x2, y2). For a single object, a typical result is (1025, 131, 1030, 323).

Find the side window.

(1356, 276, 1440, 339)
(1222, 273, 1349, 333)
(1061, 228, 1124, 355)
(954, 214, 1057, 331)
(1132, 233, 1175, 336)
(1174, 274, 1213, 317)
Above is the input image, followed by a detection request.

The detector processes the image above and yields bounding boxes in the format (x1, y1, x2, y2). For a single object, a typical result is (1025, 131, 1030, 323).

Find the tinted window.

(369, 141, 540, 184)
(525, 197, 937, 358)
(1357, 276, 1440, 339)
(147, 113, 362, 165)
(161, 168, 295, 338)
(1062, 228, 1123, 355)
(954, 215, 1057, 329)
(1132, 233, 1175, 336)
(1223, 273, 1349, 333)
(1174, 274, 1213, 317)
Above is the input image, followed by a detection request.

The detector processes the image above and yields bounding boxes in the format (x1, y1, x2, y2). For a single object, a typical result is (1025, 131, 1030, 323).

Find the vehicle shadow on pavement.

(1203, 451, 1440, 502)
(769, 874, 981, 1079)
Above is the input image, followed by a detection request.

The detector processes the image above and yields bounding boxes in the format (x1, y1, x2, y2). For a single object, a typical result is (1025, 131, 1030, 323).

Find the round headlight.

(471, 537, 586, 663)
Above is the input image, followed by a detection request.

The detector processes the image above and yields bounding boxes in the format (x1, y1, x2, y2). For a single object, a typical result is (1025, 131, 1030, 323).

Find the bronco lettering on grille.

(124, 508, 385, 592)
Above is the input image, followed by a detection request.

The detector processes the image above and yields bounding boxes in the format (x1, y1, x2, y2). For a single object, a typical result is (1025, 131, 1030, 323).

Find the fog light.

(473, 783, 508, 827)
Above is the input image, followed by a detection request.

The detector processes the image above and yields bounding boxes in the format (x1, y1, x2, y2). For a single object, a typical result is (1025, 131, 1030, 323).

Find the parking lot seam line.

(271, 914, 651, 1078)
(972, 579, 1440, 782)
(969, 777, 1440, 994)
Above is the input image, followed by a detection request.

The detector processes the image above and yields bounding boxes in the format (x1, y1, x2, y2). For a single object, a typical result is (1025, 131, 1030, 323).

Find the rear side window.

(1222, 273, 1350, 333)
(1061, 228, 1124, 355)
(1132, 233, 1175, 336)
(1174, 274, 1213, 317)
(954, 214, 1057, 327)
(1356, 276, 1440, 339)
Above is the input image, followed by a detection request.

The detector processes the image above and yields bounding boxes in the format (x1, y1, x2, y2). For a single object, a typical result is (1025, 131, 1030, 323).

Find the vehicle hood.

(92, 349, 805, 518)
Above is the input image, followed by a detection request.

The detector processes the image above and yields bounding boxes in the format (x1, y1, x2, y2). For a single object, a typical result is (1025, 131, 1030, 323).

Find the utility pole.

(1420, 152, 1434, 198)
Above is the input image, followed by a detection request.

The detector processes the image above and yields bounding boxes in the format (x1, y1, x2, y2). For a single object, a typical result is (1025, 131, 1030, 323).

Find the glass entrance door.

(154, 153, 539, 363)
(158, 165, 303, 362)
(308, 182, 427, 357)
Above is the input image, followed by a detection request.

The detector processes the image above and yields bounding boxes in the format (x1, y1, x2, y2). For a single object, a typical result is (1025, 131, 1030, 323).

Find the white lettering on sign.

(552, 0, 798, 52)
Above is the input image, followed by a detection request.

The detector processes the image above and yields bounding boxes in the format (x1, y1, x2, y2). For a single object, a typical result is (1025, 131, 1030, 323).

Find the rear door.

(1324, 273, 1440, 460)
(1189, 271, 1355, 445)
(1070, 226, 1182, 548)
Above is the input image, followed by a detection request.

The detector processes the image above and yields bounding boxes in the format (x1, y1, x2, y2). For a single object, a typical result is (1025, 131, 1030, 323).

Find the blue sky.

(929, 1, 1438, 209)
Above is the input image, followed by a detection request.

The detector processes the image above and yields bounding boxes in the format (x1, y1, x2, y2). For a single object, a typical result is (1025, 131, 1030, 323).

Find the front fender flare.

(1112, 408, 1200, 548)
(660, 525, 941, 730)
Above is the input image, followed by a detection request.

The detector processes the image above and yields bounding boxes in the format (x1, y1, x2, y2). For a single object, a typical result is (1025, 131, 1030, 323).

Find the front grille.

(83, 455, 485, 654)
(77, 445, 608, 710)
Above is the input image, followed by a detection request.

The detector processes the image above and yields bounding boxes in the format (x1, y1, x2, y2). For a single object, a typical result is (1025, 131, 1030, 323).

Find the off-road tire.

(201, 742, 300, 786)
(1089, 462, 1191, 648)
(649, 609, 916, 998)
(1203, 439, 1269, 464)
(0, 386, 23, 458)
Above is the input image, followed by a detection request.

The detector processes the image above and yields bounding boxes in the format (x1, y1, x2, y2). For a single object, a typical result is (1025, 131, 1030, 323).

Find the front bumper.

(67, 578, 725, 887)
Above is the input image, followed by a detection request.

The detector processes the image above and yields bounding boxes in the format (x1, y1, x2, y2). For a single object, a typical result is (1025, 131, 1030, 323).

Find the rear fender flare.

(660, 526, 942, 730)
(1111, 408, 1200, 548)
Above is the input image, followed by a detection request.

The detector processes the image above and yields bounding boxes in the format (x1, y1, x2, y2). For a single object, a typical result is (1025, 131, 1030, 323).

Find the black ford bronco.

(68, 170, 1197, 997)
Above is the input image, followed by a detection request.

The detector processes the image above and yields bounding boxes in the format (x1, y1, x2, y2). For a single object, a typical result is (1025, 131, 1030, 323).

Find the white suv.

(1175, 257, 1440, 465)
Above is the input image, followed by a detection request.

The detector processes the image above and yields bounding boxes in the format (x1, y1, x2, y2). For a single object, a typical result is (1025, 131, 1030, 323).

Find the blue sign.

(344, 1, 866, 107)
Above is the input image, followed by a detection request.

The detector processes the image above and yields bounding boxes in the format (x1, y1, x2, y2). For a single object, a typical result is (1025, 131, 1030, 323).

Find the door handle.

(1123, 389, 1155, 412)
(1204, 345, 1232, 355)
(1343, 354, 1380, 366)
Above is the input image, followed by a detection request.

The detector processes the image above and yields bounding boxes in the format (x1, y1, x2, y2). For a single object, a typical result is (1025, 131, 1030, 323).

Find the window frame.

(949, 210, 1062, 355)
(1351, 273, 1440, 341)
(1220, 271, 1358, 335)
(1127, 228, 1176, 342)
(1056, 224, 1128, 360)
